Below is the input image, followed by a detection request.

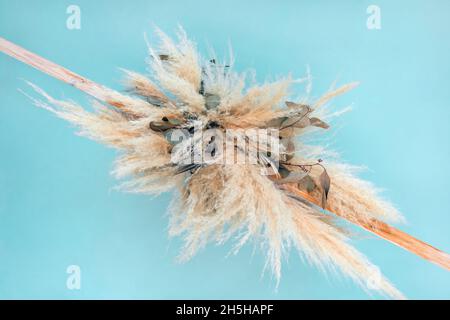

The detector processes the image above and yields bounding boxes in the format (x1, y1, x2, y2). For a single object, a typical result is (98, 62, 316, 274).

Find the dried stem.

(0, 37, 134, 114)
(283, 184, 450, 271)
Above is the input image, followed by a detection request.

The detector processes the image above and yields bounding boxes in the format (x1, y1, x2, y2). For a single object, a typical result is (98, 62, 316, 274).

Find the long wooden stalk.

(1, 37, 449, 271)
(0, 37, 130, 112)
(283, 185, 450, 270)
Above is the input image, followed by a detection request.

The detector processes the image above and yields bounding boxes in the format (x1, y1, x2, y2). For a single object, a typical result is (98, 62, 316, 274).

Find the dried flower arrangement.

(1, 28, 449, 299)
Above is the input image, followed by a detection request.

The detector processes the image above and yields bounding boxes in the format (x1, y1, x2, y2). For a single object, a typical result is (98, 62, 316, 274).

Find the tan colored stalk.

(283, 184, 450, 270)
(0, 37, 139, 115)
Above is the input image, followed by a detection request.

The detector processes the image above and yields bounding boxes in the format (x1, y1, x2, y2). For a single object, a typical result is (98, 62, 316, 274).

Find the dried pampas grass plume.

(1, 28, 449, 300)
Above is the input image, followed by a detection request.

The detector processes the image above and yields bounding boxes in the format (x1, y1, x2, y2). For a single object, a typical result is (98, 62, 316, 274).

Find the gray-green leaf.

(281, 116, 311, 129)
(280, 138, 295, 161)
(277, 164, 291, 179)
(310, 117, 330, 129)
(266, 116, 287, 128)
(298, 175, 316, 193)
(319, 169, 331, 208)
(204, 93, 221, 110)
(276, 171, 308, 184)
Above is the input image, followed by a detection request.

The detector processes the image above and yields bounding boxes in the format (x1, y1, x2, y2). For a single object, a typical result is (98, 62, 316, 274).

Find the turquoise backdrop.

(0, 0, 449, 299)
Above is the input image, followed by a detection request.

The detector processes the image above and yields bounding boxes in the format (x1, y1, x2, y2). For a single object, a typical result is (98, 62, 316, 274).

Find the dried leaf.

(266, 103, 312, 129)
(298, 175, 316, 193)
(280, 138, 295, 161)
(149, 116, 183, 132)
(281, 116, 311, 129)
(278, 104, 312, 129)
(278, 127, 296, 138)
(149, 121, 177, 132)
(310, 117, 330, 129)
(166, 117, 183, 125)
(175, 163, 202, 174)
(320, 169, 331, 208)
(277, 164, 290, 179)
(286, 102, 312, 116)
(276, 171, 308, 184)
(285, 102, 312, 113)
(146, 96, 166, 107)
(266, 116, 287, 128)
(285, 101, 298, 108)
(204, 93, 221, 110)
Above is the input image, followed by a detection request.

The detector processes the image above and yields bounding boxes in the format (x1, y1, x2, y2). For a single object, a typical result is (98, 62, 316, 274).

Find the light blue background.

(0, 0, 449, 299)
